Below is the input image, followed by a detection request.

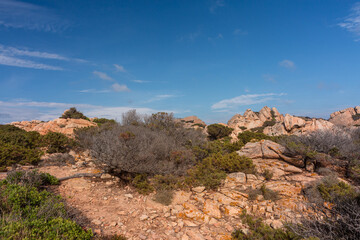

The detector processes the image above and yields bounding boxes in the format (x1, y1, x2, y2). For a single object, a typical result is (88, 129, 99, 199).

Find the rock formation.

(228, 106, 334, 137)
(178, 116, 206, 129)
(329, 106, 360, 126)
(11, 118, 97, 136)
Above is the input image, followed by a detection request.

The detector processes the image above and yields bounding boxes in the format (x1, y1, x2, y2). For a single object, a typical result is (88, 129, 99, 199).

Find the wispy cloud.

(210, 0, 225, 13)
(263, 74, 277, 83)
(233, 29, 248, 35)
(0, 45, 68, 60)
(0, 0, 67, 32)
(93, 71, 113, 81)
(279, 59, 295, 69)
(132, 80, 150, 83)
(338, 2, 360, 37)
(211, 93, 286, 110)
(146, 94, 176, 103)
(114, 64, 126, 72)
(78, 89, 111, 93)
(0, 54, 62, 70)
(111, 83, 130, 92)
(0, 99, 176, 123)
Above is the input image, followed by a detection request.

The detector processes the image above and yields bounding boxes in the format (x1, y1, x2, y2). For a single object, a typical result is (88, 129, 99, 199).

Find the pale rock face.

(258, 106, 272, 122)
(11, 118, 97, 136)
(283, 114, 306, 131)
(329, 106, 360, 126)
(238, 140, 304, 167)
(263, 122, 287, 136)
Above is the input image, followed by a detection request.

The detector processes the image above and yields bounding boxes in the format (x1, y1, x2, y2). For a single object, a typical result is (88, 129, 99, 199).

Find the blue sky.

(0, 0, 360, 124)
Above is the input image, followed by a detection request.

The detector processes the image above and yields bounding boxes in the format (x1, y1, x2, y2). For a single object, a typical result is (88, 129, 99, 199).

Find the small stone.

(140, 215, 149, 221)
(266, 206, 273, 212)
(103, 197, 108, 200)
(203, 199, 221, 219)
(270, 220, 283, 229)
(100, 173, 112, 179)
(92, 219, 102, 225)
(125, 194, 133, 199)
(192, 186, 206, 193)
(105, 181, 113, 185)
(184, 220, 198, 227)
(94, 229, 101, 235)
(209, 218, 218, 225)
(110, 222, 117, 227)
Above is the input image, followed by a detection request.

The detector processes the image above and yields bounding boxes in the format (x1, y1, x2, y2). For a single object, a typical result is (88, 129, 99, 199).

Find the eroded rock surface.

(11, 118, 97, 136)
(329, 106, 360, 126)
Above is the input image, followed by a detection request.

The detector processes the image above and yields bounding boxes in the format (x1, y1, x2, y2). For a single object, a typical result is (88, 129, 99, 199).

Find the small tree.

(61, 107, 88, 120)
(207, 124, 233, 140)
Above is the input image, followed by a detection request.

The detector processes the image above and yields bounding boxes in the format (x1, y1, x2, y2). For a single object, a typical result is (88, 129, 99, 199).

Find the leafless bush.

(122, 109, 143, 126)
(39, 153, 75, 166)
(292, 195, 360, 240)
(77, 121, 205, 176)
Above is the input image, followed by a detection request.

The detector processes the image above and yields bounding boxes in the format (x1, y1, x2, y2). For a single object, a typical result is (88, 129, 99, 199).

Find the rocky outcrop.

(11, 118, 97, 136)
(178, 116, 206, 130)
(228, 106, 335, 137)
(329, 106, 360, 126)
(237, 140, 304, 168)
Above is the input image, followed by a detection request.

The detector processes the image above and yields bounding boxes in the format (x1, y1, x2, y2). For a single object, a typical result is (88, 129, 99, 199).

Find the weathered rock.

(203, 199, 221, 219)
(11, 118, 96, 136)
(329, 106, 360, 126)
(238, 140, 304, 168)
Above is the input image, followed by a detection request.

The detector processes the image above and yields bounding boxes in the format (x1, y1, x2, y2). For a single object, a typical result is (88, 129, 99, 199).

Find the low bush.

(0, 142, 43, 168)
(304, 175, 357, 203)
(248, 185, 280, 201)
(0, 171, 92, 239)
(192, 139, 243, 162)
(132, 174, 154, 195)
(186, 158, 227, 190)
(92, 118, 116, 126)
(60, 107, 89, 120)
(263, 169, 274, 181)
(186, 152, 255, 190)
(209, 152, 256, 174)
(42, 132, 75, 154)
(76, 113, 205, 176)
(206, 124, 233, 140)
(238, 131, 274, 145)
(293, 190, 360, 240)
(232, 212, 300, 240)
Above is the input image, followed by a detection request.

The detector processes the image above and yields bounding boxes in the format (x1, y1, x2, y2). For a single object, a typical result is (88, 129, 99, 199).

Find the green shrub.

(207, 124, 233, 140)
(304, 175, 357, 203)
(232, 212, 300, 240)
(153, 189, 174, 206)
(61, 107, 89, 120)
(5, 170, 59, 187)
(0, 171, 92, 239)
(209, 152, 256, 174)
(186, 158, 227, 190)
(263, 169, 274, 181)
(92, 118, 116, 126)
(0, 125, 42, 149)
(42, 132, 75, 153)
(192, 139, 244, 161)
(0, 142, 43, 167)
(132, 174, 154, 195)
(238, 131, 273, 145)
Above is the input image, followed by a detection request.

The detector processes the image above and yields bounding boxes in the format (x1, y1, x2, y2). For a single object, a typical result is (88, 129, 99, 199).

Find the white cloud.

(0, 45, 68, 60)
(0, 0, 67, 32)
(211, 93, 286, 110)
(279, 59, 295, 69)
(114, 64, 126, 72)
(132, 80, 150, 83)
(111, 83, 130, 92)
(210, 0, 225, 13)
(0, 99, 176, 123)
(0, 54, 62, 70)
(78, 89, 111, 93)
(93, 71, 113, 81)
(233, 29, 248, 35)
(338, 3, 360, 36)
(146, 94, 176, 103)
